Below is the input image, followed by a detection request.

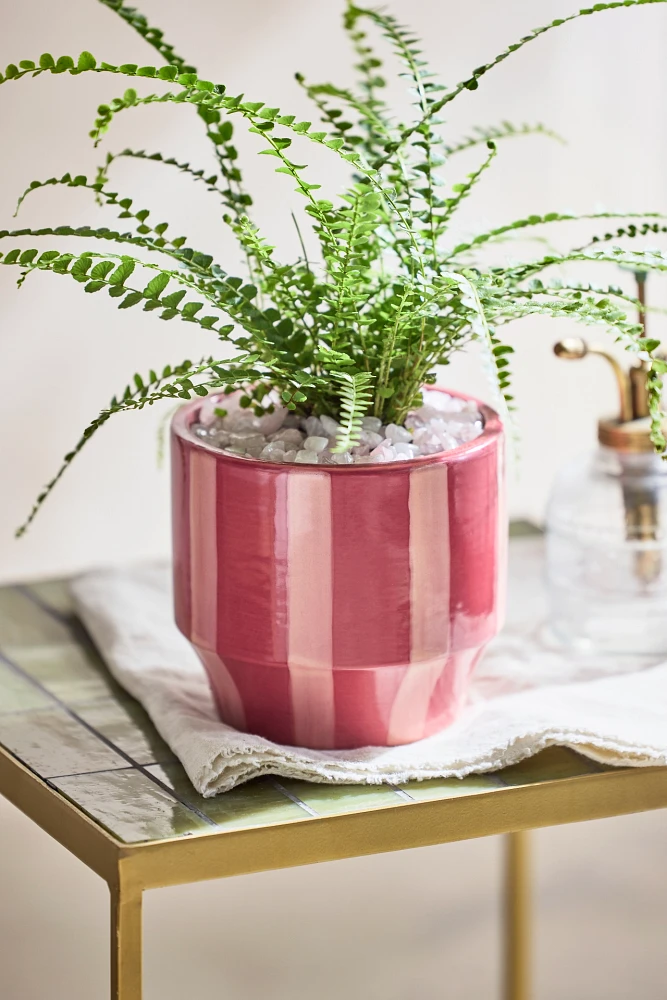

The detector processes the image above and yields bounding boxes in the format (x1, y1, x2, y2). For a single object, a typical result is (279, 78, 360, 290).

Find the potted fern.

(3, 0, 667, 748)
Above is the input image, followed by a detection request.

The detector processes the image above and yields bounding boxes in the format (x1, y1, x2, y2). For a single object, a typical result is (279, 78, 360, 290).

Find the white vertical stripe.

(287, 473, 334, 748)
(387, 465, 450, 744)
(189, 451, 246, 730)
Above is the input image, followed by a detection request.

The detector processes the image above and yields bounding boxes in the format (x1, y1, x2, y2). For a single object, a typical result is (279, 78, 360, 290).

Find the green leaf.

(162, 289, 187, 308)
(90, 260, 115, 280)
(55, 55, 75, 72)
(108, 259, 136, 285)
(77, 51, 97, 71)
(118, 291, 143, 309)
(39, 53, 55, 69)
(85, 280, 107, 293)
(182, 301, 203, 317)
(71, 256, 93, 278)
(143, 272, 170, 298)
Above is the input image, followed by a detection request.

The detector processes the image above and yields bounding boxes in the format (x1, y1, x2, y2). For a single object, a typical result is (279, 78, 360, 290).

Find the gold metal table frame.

(4, 743, 667, 1000)
(1, 553, 666, 999)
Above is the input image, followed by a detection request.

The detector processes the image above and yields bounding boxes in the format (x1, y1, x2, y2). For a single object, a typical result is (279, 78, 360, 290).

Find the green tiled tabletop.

(0, 550, 617, 847)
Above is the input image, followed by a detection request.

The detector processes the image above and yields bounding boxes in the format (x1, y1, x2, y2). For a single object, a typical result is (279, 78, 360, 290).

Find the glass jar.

(546, 446, 667, 656)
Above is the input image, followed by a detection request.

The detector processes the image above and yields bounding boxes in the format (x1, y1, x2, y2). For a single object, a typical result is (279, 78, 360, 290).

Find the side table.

(1, 533, 666, 1000)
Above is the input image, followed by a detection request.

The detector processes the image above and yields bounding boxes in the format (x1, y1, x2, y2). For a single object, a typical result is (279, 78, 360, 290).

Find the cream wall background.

(2, 0, 667, 582)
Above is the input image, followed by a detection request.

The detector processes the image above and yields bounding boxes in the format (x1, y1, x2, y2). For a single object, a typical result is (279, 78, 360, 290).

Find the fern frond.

(14, 172, 189, 252)
(443, 122, 565, 157)
(441, 271, 514, 424)
(97, 0, 197, 74)
(16, 352, 261, 536)
(368, 0, 667, 170)
(345, 5, 447, 261)
(450, 211, 667, 258)
(0, 245, 243, 338)
(99, 148, 225, 198)
(439, 141, 497, 235)
(329, 370, 374, 452)
(295, 77, 366, 152)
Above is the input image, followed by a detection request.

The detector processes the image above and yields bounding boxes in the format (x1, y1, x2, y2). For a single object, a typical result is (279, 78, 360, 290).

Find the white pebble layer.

(192, 388, 483, 465)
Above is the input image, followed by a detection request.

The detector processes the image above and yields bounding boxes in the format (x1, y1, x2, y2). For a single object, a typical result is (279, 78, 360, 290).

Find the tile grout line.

(19, 582, 337, 820)
(14, 583, 74, 628)
(269, 778, 320, 818)
(0, 642, 220, 831)
(11, 586, 226, 826)
(15, 584, 433, 811)
(17, 583, 355, 824)
(389, 784, 415, 802)
(48, 761, 177, 780)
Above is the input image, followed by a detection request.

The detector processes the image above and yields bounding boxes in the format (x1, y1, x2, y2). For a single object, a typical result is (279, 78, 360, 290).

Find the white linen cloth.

(71, 538, 667, 796)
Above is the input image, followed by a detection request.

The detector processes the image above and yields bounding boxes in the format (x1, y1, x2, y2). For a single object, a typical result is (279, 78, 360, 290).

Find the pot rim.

(171, 386, 503, 471)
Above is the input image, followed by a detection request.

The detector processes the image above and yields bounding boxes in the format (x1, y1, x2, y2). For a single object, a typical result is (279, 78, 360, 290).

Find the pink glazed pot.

(171, 389, 506, 749)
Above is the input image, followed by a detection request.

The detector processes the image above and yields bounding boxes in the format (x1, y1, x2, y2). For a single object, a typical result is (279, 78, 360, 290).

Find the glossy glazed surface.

(172, 390, 506, 748)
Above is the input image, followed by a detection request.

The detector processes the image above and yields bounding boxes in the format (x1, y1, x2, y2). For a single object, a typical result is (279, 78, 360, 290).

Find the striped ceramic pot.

(171, 389, 506, 750)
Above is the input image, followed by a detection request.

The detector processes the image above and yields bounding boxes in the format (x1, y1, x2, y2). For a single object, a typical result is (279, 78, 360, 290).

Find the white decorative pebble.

(192, 388, 483, 466)
(224, 414, 261, 433)
(361, 416, 382, 432)
(270, 428, 304, 446)
(302, 415, 325, 437)
(304, 435, 328, 453)
(260, 442, 286, 461)
(370, 443, 397, 463)
(320, 414, 340, 437)
(360, 430, 383, 448)
(257, 405, 287, 435)
(385, 423, 413, 443)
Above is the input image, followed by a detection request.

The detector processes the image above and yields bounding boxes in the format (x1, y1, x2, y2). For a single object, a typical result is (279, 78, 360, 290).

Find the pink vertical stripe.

(189, 450, 218, 649)
(215, 463, 292, 741)
(287, 473, 334, 748)
(448, 442, 499, 651)
(331, 470, 412, 746)
(494, 441, 508, 635)
(171, 433, 192, 637)
(387, 464, 451, 744)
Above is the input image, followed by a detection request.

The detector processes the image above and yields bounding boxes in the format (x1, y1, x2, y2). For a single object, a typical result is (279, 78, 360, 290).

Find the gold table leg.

(503, 831, 531, 1000)
(110, 872, 143, 1000)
